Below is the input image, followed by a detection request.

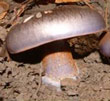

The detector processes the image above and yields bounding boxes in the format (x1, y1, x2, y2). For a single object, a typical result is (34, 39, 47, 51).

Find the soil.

(0, 0, 110, 101)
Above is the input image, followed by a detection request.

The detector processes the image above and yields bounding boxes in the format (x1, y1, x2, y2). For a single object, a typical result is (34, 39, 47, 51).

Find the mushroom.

(99, 31, 110, 57)
(6, 5, 106, 89)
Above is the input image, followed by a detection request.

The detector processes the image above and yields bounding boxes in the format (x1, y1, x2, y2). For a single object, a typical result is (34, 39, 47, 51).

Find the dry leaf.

(55, 0, 90, 3)
(0, 1, 9, 20)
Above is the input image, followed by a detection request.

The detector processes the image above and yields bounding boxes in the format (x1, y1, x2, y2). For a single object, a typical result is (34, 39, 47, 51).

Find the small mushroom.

(99, 31, 110, 57)
(6, 6, 106, 89)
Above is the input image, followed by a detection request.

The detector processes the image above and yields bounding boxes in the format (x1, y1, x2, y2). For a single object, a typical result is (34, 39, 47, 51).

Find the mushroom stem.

(41, 40, 79, 89)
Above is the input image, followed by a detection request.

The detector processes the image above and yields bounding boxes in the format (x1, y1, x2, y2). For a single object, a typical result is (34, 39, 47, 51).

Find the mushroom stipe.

(6, 5, 106, 90)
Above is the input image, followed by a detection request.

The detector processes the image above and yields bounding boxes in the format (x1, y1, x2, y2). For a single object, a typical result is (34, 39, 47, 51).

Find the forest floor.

(0, 0, 110, 101)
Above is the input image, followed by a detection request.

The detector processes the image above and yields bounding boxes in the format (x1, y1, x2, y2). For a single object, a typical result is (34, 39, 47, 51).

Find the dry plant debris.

(55, 0, 90, 3)
(11, 0, 33, 25)
(0, 1, 9, 20)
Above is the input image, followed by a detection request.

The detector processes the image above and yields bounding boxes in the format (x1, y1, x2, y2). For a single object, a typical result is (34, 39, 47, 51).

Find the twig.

(83, 0, 94, 9)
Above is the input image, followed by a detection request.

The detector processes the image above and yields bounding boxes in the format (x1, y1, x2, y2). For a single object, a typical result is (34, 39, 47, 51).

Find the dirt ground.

(0, 0, 110, 101)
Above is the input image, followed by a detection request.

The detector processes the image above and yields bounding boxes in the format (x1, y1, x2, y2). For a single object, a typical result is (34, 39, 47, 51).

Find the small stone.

(36, 12, 42, 18)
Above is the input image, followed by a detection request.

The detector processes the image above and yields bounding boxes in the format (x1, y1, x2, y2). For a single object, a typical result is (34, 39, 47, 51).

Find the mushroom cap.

(6, 6, 106, 53)
(99, 32, 110, 57)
